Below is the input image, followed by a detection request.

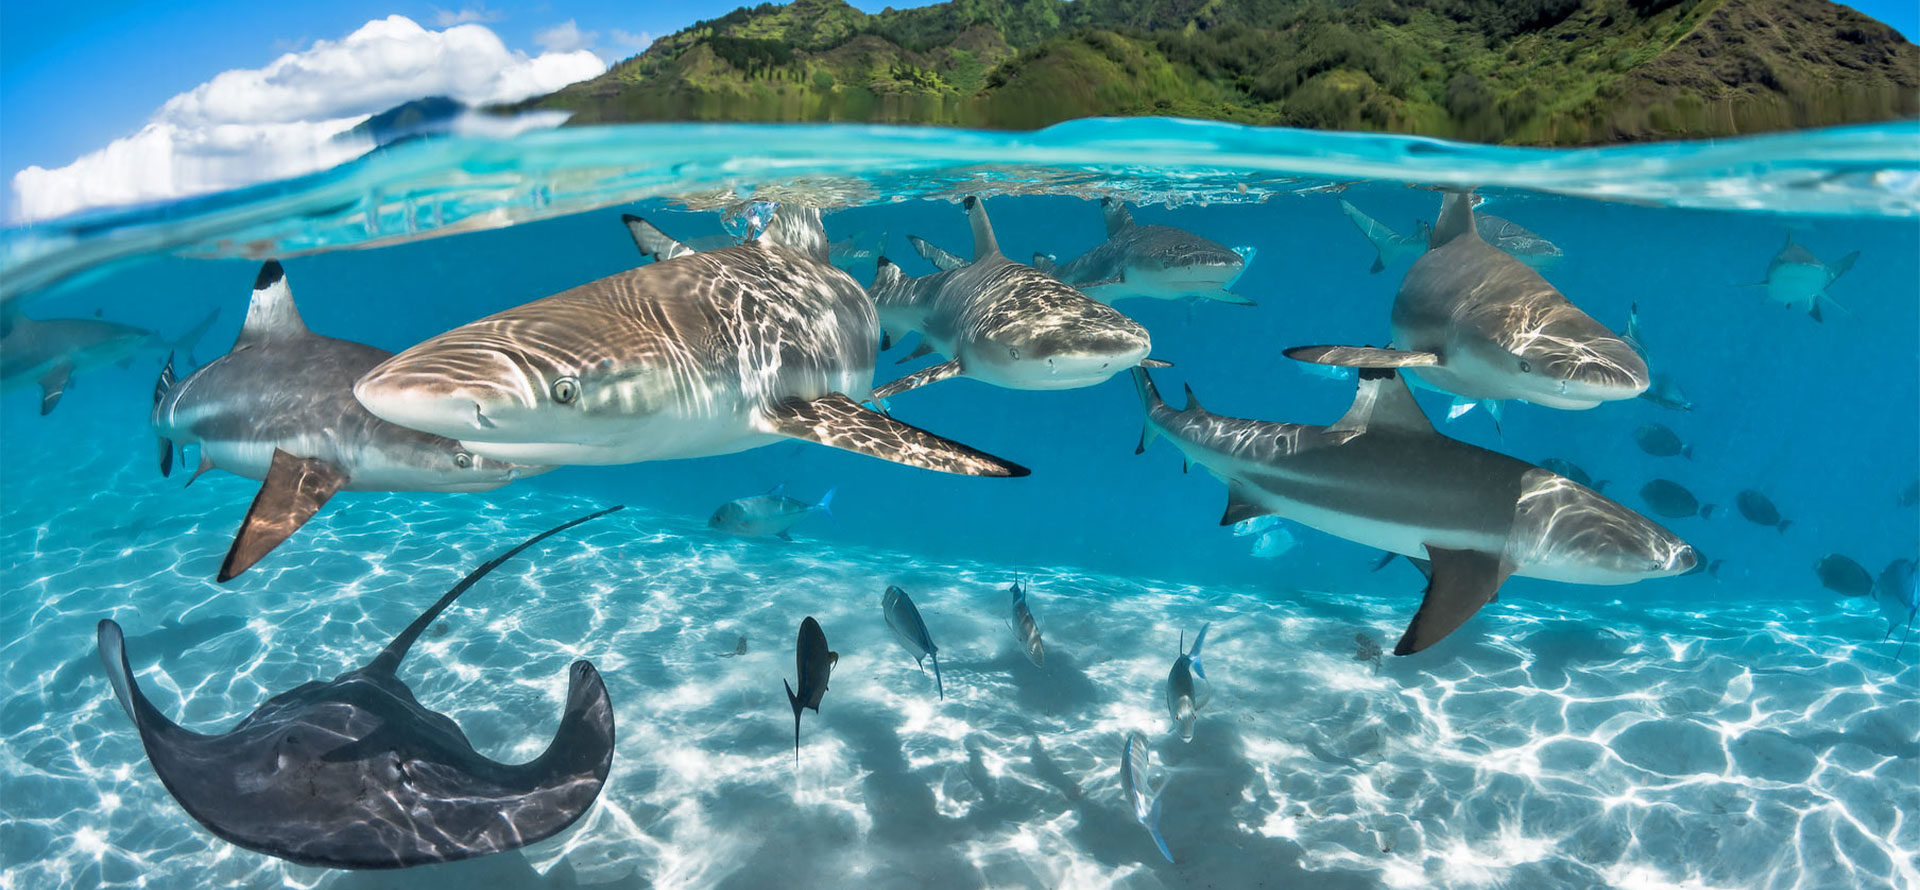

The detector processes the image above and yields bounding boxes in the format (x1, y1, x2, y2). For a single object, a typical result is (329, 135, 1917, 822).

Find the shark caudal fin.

(169, 309, 220, 367)
(1132, 368, 1169, 454)
(1337, 198, 1401, 274)
(153, 353, 178, 477)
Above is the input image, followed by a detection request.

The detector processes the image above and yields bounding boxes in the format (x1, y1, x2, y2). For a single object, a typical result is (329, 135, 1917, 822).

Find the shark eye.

(551, 376, 581, 404)
(454, 452, 472, 469)
(1517, 359, 1533, 373)
(1008, 346, 1020, 359)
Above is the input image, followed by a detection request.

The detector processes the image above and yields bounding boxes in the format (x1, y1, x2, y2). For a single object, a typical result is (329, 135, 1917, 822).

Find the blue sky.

(1, 0, 1914, 219)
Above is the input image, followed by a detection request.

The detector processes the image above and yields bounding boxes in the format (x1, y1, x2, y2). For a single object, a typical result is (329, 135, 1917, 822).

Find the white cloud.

(534, 19, 596, 54)
(432, 5, 503, 27)
(11, 15, 605, 223)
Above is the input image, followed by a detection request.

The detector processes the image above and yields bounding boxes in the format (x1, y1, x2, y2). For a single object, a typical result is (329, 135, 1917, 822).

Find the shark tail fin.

(1132, 368, 1166, 454)
(153, 353, 177, 477)
(1189, 622, 1209, 680)
(1145, 783, 1175, 863)
(169, 309, 220, 366)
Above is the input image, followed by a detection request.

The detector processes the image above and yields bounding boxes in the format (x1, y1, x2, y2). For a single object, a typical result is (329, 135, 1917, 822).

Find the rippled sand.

(2, 448, 1915, 890)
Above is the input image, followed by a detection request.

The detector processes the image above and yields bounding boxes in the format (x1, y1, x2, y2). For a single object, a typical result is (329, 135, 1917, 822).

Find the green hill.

(525, 0, 1919, 144)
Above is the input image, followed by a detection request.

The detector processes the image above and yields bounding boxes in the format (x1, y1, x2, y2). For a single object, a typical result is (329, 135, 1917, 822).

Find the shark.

(1744, 234, 1858, 322)
(1338, 198, 1430, 274)
(1290, 190, 1646, 411)
(1, 305, 217, 415)
(1030, 198, 1252, 305)
(867, 196, 1160, 400)
(352, 205, 1026, 477)
(1133, 367, 1698, 655)
(623, 202, 883, 274)
(152, 261, 546, 582)
(96, 506, 620, 870)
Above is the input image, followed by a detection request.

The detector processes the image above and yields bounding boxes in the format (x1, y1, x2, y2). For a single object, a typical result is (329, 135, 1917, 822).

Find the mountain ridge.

(524, 0, 1919, 144)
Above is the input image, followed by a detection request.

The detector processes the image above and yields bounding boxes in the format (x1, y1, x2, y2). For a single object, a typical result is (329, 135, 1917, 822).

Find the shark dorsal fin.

(365, 506, 623, 676)
(1429, 190, 1479, 249)
(624, 214, 694, 262)
(1332, 369, 1435, 436)
(234, 261, 308, 348)
(1100, 198, 1134, 236)
(759, 205, 830, 264)
(963, 196, 999, 259)
(909, 236, 967, 271)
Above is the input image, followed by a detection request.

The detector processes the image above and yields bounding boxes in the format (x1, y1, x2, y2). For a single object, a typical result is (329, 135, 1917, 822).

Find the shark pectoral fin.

(762, 393, 1028, 477)
(1829, 251, 1860, 281)
(1139, 358, 1174, 369)
(157, 439, 174, 478)
(908, 235, 967, 271)
(1393, 547, 1509, 656)
(38, 361, 73, 415)
(1369, 255, 1386, 274)
(1285, 346, 1441, 369)
(872, 359, 963, 400)
(185, 454, 216, 487)
(1220, 483, 1270, 526)
(1206, 289, 1256, 306)
(218, 449, 346, 582)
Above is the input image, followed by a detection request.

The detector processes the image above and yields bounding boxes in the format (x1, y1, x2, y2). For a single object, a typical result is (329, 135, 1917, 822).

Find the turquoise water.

(2, 117, 1917, 889)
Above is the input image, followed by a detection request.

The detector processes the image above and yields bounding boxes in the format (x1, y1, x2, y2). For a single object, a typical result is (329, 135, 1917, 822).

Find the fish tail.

(1146, 786, 1174, 864)
(815, 487, 837, 522)
(931, 652, 944, 701)
(786, 679, 802, 764)
(1132, 368, 1166, 455)
(1189, 623, 1210, 681)
(153, 353, 177, 477)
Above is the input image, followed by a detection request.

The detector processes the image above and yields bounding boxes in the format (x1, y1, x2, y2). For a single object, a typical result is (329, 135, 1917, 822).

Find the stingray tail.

(366, 506, 624, 675)
(152, 353, 177, 477)
(786, 679, 803, 763)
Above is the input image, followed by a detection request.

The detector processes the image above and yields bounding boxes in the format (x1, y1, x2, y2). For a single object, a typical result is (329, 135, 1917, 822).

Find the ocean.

(1, 117, 1915, 890)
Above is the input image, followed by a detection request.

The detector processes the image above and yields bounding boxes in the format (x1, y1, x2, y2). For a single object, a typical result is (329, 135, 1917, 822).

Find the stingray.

(96, 505, 623, 870)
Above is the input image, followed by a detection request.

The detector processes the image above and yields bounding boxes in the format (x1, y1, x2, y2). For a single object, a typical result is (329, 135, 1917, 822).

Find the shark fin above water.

(759, 392, 1027, 477)
(218, 448, 348, 582)
(1394, 546, 1512, 655)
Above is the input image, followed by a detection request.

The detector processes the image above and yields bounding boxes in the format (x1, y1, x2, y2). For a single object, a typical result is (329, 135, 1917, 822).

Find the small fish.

(1874, 559, 1918, 654)
(1008, 575, 1046, 667)
(709, 485, 834, 540)
(1634, 423, 1691, 459)
(718, 635, 748, 658)
(1539, 458, 1607, 492)
(1815, 555, 1874, 598)
(1352, 633, 1384, 673)
(1120, 730, 1174, 863)
(1251, 526, 1297, 558)
(882, 585, 943, 699)
(784, 616, 838, 764)
(1231, 515, 1282, 537)
(1166, 624, 1211, 742)
(1640, 479, 1714, 520)
(1735, 490, 1790, 533)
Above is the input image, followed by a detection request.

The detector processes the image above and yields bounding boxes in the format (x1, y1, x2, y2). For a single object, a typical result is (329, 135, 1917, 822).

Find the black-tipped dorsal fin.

(1100, 197, 1134, 237)
(365, 506, 625, 676)
(234, 261, 309, 348)
(759, 205, 830, 263)
(1332, 370, 1434, 436)
(963, 196, 999, 259)
(1429, 190, 1479, 249)
(624, 214, 693, 262)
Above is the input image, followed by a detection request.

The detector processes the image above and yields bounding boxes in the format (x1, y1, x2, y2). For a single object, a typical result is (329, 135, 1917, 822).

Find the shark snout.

(355, 348, 539, 439)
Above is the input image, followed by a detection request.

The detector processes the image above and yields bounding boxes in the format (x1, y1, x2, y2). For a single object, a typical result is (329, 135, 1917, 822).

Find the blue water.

(1, 118, 1916, 890)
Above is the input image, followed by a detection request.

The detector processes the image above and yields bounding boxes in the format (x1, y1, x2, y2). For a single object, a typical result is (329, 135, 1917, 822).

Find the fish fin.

(1393, 547, 1510, 656)
(233, 261, 309, 349)
(153, 353, 177, 475)
(1132, 368, 1165, 454)
(1369, 255, 1385, 274)
(1777, 520, 1791, 534)
(1816, 291, 1853, 319)
(1206, 289, 1256, 305)
(1220, 483, 1269, 526)
(1829, 251, 1859, 281)
(776, 531, 794, 542)
(157, 438, 174, 478)
(185, 454, 216, 487)
(1031, 252, 1058, 274)
(1700, 504, 1716, 519)
(1808, 302, 1823, 323)
(1430, 189, 1479, 248)
(1182, 384, 1204, 414)
(963, 196, 999, 259)
(37, 361, 72, 415)
(1189, 623, 1209, 680)
(786, 678, 802, 763)
(1683, 444, 1693, 460)
(872, 358, 963, 400)
(879, 330, 892, 351)
(762, 392, 1026, 477)
(1145, 785, 1175, 863)
(1139, 358, 1174, 369)
(1078, 273, 1127, 290)
(908, 235, 967, 271)
(1285, 345, 1441, 369)
(217, 449, 347, 582)
(874, 256, 908, 292)
(932, 652, 944, 700)
(814, 488, 836, 522)
(897, 340, 938, 363)
(1595, 479, 1609, 493)
(1100, 197, 1134, 236)
(168, 309, 220, 366)
(623, 214, 693, 261)
(1371, 551, 1399, 573)
(1332, 369, 1435, 436)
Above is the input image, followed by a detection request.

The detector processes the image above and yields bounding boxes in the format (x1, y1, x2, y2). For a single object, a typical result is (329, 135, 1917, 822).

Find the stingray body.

(97, 507, 622, 870)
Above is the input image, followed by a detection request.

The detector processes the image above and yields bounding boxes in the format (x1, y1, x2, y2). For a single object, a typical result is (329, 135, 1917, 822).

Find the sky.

(0, 1, 1913, 222)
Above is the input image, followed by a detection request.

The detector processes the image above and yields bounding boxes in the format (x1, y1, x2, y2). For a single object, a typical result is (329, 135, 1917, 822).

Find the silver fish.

(1008, 575, 1046, 667)
(882, 585, 943, 699)
(1166, 624, 1211, 742)
(1120, 730, 1174, 863)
